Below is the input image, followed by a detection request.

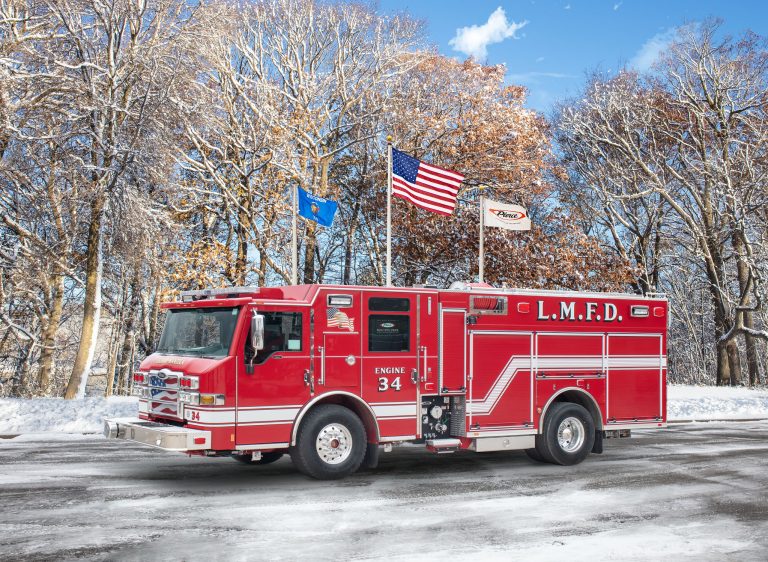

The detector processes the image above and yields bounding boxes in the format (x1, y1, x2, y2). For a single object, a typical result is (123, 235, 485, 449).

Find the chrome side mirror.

(251, 314, 265, 351)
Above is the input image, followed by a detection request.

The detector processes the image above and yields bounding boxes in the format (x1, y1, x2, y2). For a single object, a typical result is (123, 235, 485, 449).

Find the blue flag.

(297, 186, 338, 227)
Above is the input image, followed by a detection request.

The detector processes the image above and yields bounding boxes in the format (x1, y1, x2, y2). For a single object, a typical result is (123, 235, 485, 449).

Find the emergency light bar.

(180, 286, 260, 302)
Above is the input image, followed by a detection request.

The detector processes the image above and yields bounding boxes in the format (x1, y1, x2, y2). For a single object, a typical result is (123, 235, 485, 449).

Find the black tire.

(524, 447, 546, 463)
(232, 451, 284, 465)
(290, 405, 366, 480)
(539, 402, 595, 466)
(527, 433, 556, 463)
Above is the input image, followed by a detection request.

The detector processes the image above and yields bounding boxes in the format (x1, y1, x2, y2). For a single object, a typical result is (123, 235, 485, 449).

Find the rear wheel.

(290, 405, 366, 480)
(233, 452, 284, 465)
(524, 445, 546, 463)
(538, 402, 595, 466)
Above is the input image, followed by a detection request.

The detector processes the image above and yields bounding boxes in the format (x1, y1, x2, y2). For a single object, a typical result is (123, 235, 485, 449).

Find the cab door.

(236, 306, 310, 446)
(361, 292, 420, 439)
(317, 291, 362, 391)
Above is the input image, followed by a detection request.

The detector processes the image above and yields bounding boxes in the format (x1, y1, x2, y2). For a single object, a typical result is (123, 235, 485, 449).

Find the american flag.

(327, 307, 354, 331)
(391, 148, 465, 216)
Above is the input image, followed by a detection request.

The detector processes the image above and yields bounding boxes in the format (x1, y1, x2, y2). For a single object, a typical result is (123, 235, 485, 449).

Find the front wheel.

(290, 405, 366, 480)
(538, 402, 595, 466)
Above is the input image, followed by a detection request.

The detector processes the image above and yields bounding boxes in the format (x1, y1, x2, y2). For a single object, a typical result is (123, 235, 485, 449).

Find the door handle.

(411, 368, 418, 384)
(273, 355, 283, 360)
(319, 346, 325, 385)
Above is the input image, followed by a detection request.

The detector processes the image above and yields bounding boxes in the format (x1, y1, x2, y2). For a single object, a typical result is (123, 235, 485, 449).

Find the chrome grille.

(147, 369, 180, 389)
(146, 369, 183, 419)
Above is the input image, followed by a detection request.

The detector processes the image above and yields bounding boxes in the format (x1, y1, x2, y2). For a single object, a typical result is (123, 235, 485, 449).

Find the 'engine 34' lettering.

(537, 300, 622, 322)
(374, 367, 405, 375)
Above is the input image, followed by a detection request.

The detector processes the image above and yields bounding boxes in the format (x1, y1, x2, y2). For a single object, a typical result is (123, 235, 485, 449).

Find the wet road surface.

(1, 422, 767, 561)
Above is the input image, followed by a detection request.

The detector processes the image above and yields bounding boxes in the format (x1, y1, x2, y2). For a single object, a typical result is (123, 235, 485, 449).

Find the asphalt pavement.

(1, 422, 767, 561)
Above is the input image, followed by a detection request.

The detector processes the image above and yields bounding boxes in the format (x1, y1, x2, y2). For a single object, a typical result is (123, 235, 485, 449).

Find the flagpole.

(291, 185, 298, 285)
(478, 184, 486, 283)
(386, 136, 393, 287)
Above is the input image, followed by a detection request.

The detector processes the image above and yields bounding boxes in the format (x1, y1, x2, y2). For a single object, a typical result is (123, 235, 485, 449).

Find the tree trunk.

(732, 232, 761, 386)
(65, 196, 105, 399)
(715, 343, 730, 387)
(104, 276, 129, 397)
(302, 221, 317, 283)
(104, 321, 122, 397)
(37, 275, 64, 394)
(234, 189, 250, 285)
(726, 339, 742, 386)
(342, 195, 362, 285)
(146, 281, 162, 352)
(117, 275, 141, 393)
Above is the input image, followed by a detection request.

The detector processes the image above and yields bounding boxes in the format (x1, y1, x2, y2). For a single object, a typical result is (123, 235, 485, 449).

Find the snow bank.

(1, 385, 767, 434)
(667, 384, 768, 421)
(0, 396, 138, 434)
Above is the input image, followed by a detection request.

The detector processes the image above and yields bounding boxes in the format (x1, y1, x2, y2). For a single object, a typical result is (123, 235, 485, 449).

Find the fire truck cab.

(104, 283, 667, 479)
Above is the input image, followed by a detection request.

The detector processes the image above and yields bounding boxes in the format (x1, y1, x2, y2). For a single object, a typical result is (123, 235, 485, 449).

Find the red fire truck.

(104, 282, 667, 479)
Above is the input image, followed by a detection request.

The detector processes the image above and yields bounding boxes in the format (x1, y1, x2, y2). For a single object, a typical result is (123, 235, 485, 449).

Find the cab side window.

(367, 297, 411, 352)
(251, 312, 303, 364)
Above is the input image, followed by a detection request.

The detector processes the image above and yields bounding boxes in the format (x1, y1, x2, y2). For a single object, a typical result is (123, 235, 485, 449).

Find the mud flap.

(591, 430, 604, 454)
(362, 442, 380, 469)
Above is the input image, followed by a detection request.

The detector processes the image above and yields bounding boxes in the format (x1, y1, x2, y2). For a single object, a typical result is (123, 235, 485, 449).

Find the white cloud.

(613, 2, 623, 10)
(564, 3, 571, 9)
(449, 7, 528, 60)
(629, 28, 678, 71)
(536, 56, 545, 62)
(507, 71, 577, 85)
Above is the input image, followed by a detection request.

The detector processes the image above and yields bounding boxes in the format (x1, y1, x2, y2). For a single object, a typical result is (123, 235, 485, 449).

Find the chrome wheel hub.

(316, 423, 353, 465)
(557, 416, 585, 453)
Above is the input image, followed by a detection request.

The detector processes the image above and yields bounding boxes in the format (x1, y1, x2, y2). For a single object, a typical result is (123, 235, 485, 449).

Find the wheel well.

(291, 392, 380, 446)
(540, 388, 603, 432)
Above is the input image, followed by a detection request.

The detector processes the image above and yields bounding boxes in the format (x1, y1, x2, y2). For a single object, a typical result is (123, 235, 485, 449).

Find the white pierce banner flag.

(483, 199, 531, 230)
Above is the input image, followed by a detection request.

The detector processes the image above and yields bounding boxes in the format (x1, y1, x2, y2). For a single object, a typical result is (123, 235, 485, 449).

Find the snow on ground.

(1, 423, 768, 560)
(667, 384, 768, 421)
(1, 385, 767, 434)
(0, 396, 138, 434)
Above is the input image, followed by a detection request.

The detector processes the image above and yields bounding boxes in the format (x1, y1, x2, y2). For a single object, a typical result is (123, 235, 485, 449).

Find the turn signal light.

(200, 394, 225, 406)
(132, 372, 146, 384)
(180, 392, 224, 406)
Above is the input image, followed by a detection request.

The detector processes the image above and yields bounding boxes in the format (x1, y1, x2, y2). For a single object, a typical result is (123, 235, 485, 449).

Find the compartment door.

(469, 332, 533, 429)
(439, 308, 466, 393)
(607, 334, 664, 421)
(320, 331, 360, 389)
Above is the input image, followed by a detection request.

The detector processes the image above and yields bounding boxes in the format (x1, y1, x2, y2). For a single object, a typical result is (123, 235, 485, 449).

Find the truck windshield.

(156, 307, 239, 358)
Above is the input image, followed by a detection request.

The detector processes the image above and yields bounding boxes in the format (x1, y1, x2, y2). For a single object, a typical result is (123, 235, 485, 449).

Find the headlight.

(179, 391, 200, 405)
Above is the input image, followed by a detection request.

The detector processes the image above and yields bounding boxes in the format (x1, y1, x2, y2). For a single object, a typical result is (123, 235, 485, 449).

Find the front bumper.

(103, 417, 211, 451)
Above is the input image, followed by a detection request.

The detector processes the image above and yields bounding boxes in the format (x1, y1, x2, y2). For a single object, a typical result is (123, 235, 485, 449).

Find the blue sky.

(378, 1, 768, 114)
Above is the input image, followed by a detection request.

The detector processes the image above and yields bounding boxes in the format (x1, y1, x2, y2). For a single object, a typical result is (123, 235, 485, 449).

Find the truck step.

(426, 438, 461, 453)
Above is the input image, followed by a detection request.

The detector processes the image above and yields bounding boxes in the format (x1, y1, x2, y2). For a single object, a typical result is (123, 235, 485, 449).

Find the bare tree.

(557, 22, 768, 385)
